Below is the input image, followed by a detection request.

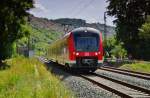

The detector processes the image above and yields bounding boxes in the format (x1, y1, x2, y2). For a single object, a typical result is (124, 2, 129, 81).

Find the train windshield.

(74, 32, 99, 52)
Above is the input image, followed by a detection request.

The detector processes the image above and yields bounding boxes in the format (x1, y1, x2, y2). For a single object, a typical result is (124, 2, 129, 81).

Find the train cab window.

(74, 32, 99, 52)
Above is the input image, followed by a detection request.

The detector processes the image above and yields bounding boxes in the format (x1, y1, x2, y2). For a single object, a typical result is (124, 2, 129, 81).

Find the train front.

(68, 27, 104, 72)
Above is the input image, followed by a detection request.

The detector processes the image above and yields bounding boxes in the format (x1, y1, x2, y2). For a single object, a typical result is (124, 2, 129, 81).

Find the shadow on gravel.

(44, 61, 72, 81)
(44, 61, 94, 80)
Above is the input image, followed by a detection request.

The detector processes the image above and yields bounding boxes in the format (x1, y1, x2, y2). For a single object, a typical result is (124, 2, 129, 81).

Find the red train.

(47, 27, 104, 72)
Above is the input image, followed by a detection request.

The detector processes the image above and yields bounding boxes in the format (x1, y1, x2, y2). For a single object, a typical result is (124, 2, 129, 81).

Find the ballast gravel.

(46, 63, 120, 98)
(62, 76, 119, 98)
(96, 69, 150, 90)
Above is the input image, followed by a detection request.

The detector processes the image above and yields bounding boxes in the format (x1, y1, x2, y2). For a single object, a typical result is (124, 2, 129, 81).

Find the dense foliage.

(138, 16, 150, 59)
(0, 0, 33, 62)
(17, 24, 62, 55)
(107, 0, 150, 60)
(104, 36, 127, 59)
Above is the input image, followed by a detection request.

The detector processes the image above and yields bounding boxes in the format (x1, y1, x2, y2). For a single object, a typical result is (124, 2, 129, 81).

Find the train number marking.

(85, 52, 89, 56)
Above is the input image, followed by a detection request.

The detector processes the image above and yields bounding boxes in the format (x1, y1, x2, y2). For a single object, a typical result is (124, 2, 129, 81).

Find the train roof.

(71, 27, 100, 34)
(63, 27, 101, 38)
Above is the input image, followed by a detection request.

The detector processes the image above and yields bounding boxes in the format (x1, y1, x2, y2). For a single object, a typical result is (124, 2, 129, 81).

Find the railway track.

(41, 57, 150, 97)
(80, 73, 150, 98)
(99, 66, 150, 80)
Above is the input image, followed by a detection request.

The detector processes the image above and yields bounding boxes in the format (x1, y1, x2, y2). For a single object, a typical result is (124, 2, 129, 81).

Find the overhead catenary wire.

(62, 0, 95, 33)
(69, 0, 95, 18)
(67, 0, 85, 17)
(63, 0, 108, 37)
(70, 0, 107, 30)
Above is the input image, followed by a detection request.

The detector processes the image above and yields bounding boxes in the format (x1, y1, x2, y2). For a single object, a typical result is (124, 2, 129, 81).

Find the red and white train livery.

(47, 27, 104, 72)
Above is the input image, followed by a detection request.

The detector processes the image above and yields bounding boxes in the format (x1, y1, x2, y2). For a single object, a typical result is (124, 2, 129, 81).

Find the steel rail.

(80, 75, 133, 98)
(102, 66, 150, 76)
(92, 73, 150, 95)
(41, 57, 150, 97)
(99, 67, 150, 80)
(80, 73, 150, 98)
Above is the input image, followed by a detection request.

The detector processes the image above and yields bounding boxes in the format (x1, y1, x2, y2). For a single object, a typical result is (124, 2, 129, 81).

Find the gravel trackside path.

(46, 62, 120, 98)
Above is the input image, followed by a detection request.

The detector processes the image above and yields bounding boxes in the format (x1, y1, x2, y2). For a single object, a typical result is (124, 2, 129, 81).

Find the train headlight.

(98, 52, 101, 54)
(76, 52, 79, 56)
(95, 52, 98, 55)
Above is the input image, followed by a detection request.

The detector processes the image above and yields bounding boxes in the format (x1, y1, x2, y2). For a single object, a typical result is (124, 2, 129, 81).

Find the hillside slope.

(53, 18, 115, 37)
(29, 15, 64, 33)
(17, 15, 115, 56)
(17, 15, 64, 55)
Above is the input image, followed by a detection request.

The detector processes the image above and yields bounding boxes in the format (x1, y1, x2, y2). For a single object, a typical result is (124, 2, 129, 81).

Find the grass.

(0, 56, 74, 98)
(120, 61, 150, 73)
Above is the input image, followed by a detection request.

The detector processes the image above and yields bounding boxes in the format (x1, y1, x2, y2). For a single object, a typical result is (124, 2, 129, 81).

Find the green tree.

(107, 0, 150, 59)
(139, 16, 150, 41)
(110, 43, 127, 59)
(138, 16, 150, 59)
(0, 0, 33, 63)
(104, 36, 127, 59)
(104, 36, 116, 56)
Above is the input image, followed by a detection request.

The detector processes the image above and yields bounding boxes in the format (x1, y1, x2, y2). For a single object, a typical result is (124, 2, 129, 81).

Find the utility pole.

(104, 12, 107, 41)
(104, 12, 108, 60)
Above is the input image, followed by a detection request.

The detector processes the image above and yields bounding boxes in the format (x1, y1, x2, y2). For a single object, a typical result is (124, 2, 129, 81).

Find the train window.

(74, 32, 99, 52)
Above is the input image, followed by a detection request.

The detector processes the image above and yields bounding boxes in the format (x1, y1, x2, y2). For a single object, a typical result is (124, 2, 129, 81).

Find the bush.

(104, 36, 127, 59)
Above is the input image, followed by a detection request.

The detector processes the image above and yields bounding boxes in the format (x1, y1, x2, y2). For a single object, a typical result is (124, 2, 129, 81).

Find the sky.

(29, 0, 115, 26)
